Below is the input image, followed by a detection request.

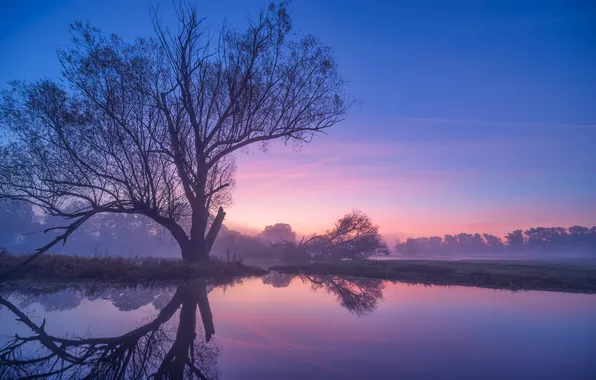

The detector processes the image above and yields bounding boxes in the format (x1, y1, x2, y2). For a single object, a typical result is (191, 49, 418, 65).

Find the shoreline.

(3, 253, 596, 294)
(0, 252, 266, 285)
(271, 259, 596, 294)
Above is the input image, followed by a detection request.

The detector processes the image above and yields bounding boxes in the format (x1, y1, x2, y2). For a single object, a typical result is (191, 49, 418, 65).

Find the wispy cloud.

(393, 116, 596, 130)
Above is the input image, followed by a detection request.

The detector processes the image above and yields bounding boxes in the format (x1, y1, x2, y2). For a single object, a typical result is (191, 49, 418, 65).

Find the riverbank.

(0, 252, 266, 285)
(271, 259, 596, 293)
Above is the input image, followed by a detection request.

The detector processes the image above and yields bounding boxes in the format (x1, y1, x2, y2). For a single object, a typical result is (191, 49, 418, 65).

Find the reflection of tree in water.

(11, 290, 84, 311)
(88, 287, 178, 312)
(152, 289, 180, 311)
(0, 280, 224, 379)
(260, 273, 385, 316)
(261, 272, 294, 288)
(0, 277, 243, 313)
(301, 275, 385, 316)
(0, 285, 179, 313)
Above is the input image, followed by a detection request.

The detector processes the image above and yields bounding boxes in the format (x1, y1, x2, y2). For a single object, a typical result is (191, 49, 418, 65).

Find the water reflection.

(261, 273, 385, 316)
(303, 275, 384, 316)
(2, 284, 177, 312)
(0, 280, 221, 379)
(1, 275, 595, 379)
(0, 274, 383, 378)
(261, 272, 294, 288)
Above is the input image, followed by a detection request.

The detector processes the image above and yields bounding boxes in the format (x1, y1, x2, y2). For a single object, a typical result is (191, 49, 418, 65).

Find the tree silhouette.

(505, 230, 525, 248)
(300, 275, 385, 316)
(483, 234, 504, 251)
(395, 225, 596, 256)
(283, 210, 389, 262)
(260, 223, 297, 244)
(261, 272, 294, 288)
(0, 1, 348, 269)
(0, 280, 220, 379)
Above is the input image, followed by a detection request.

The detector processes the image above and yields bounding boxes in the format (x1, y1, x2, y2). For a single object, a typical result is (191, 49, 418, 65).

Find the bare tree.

(273, 211, 389, 261)
(0, 1, 348, 267)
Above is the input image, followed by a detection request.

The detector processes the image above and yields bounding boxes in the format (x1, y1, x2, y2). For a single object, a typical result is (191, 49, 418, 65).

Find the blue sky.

(1, 0, 595, 239)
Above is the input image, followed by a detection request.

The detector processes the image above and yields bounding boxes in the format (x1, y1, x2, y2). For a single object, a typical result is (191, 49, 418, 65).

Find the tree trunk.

(205, 207, 225, 254)
(195, 279, 215, 342)
(154, 281, 201, 378)
(181, 243, 209, 263)
(183, 207, 226, 263)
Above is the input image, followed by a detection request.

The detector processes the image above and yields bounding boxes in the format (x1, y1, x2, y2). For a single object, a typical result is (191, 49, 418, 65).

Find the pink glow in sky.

(226, 132, 596, 242)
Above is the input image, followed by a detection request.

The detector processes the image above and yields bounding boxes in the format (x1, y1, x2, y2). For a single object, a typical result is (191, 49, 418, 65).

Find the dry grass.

(0, 251, 266, 285)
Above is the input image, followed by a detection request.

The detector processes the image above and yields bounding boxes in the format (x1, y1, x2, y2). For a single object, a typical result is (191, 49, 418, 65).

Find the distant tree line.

(7, 197, 594, 261)
(395, 226, 596, 256)
(0, 200, 179, 257)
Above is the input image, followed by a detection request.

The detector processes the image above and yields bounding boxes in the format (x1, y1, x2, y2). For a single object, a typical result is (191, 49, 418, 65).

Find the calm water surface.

(1, 274, 595, 379)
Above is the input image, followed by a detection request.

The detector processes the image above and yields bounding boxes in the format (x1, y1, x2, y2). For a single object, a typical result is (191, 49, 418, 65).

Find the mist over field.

(3, 200, 595, 267)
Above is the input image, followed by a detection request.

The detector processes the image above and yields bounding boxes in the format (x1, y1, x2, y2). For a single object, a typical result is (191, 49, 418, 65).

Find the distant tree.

(0, 200, 35, 248)
(443, 234, 458, 253)
(568, 225, 591, 249)
(524, 227, 568, 250)
(398, 238, 417, 255)
(524, 227, 546, 248)
(260, 223, 296, 243)
(210, 228, 268, 261)
(483, 234, 504, 250)
(428, 236, 443, 251)
(472, 233, 486, 251)
(456, 233, 475, 252)
(0, 2, 348, 265)
(505, 230, 525, 249)
(395, 225, 595, 257)
(72, 213, 178, 257)
(569, 225, 589, 235)
(0, 200, 182, 257)
(299, 210, 389, 261)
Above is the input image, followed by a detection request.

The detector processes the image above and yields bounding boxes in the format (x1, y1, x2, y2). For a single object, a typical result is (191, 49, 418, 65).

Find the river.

(1, 274, 594, 379)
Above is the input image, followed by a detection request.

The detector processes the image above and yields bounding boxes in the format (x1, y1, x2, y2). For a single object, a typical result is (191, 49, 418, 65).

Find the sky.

(1, 0, 595, 242)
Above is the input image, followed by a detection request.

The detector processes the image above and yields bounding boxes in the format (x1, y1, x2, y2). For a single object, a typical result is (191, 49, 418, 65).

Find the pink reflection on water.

(207, 277, 596, 379)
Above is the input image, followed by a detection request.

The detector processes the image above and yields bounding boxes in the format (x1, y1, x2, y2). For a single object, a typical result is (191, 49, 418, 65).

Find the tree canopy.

(0, 1, 348, 265)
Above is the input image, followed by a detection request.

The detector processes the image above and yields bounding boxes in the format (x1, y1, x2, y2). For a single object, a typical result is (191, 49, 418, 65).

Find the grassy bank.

(271, 259, 596, 293)
(0, 252, 266, 285)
